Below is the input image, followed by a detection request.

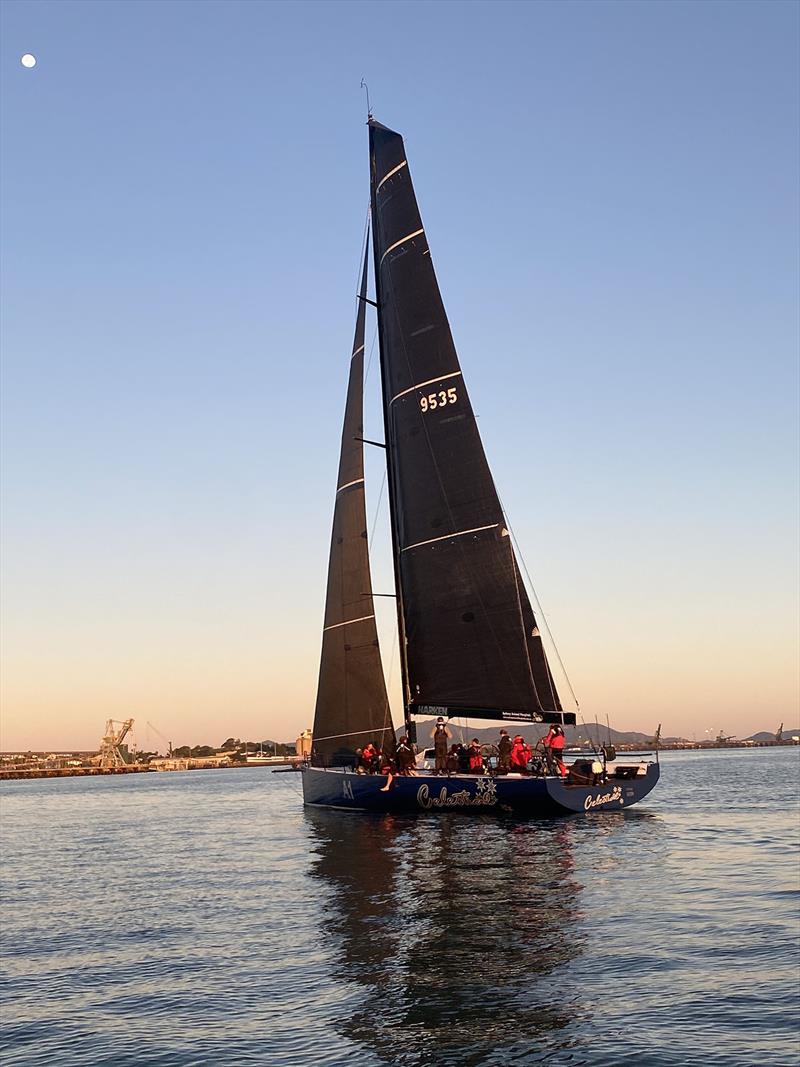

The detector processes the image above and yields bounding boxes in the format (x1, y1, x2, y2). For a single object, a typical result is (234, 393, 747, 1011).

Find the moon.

(21, 54, 37, 68)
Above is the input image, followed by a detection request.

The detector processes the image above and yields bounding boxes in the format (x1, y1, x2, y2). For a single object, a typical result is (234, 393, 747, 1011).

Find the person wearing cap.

(430, 716, 451, 775)
(497, 729, 513, 774)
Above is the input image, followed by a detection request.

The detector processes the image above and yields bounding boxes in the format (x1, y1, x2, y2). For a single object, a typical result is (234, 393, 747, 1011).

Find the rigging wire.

(363, 324, 379, 388)
(453, 717, 468, 745)
(369, 468, 387, 543)
(353, 204, 371, 301)
(579, 717, 602, 761)
(497, 494, 581, 713)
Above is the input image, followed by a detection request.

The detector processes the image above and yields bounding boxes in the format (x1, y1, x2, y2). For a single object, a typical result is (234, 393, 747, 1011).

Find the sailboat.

(302, 118, 660, 815)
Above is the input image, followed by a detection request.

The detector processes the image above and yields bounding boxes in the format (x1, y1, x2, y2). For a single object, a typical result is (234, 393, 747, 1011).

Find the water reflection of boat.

(303, 116, 659, 815)
(305, 808, 587, 1061)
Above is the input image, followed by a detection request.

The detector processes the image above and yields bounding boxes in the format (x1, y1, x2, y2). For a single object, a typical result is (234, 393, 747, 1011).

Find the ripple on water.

(1, 751, 799, 1066)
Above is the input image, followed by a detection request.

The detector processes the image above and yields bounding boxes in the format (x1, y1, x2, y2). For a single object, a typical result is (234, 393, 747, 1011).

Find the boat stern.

(545, 761, 660, 813)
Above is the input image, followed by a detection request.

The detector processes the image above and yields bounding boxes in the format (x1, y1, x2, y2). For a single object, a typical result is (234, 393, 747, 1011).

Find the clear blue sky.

(1, 0, 798, 750)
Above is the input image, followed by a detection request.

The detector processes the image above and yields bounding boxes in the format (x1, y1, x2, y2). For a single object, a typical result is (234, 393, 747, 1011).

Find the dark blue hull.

(302, 763, 660, 816)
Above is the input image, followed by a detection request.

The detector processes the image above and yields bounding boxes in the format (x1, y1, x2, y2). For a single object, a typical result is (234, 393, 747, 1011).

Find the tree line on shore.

(156, 738, 296, 760)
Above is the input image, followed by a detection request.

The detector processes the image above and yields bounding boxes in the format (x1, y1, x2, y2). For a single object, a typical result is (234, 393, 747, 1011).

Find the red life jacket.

(468, 748, 483, 771)
(510, 742, 529, 767)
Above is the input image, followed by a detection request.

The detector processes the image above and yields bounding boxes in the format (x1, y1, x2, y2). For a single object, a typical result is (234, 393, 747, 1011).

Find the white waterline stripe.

(376, 160, 407, 192)
(402, 524, 500, 552)
(379, 228, 425, 267)
(336, 478, 364, 493)
(390, 371, 462, 405)
(323, 614, 375, 631)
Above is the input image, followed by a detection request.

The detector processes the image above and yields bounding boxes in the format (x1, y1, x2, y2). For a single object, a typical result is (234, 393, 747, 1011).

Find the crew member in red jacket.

(510, 735, 531, 773)
(361, 742, 377, 773)
(468, 738, 484, 773)
(542, 725, 567, 776)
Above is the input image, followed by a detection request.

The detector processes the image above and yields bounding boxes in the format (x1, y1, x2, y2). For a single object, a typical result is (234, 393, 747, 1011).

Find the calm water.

(1, 749, 798, 1067)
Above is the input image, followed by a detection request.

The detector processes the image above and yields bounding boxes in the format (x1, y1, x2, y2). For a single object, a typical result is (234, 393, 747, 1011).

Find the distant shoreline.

(2, 744, 797, 783)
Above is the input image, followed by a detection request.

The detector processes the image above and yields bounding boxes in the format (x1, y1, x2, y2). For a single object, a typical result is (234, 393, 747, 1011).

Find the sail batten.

(390, 371, 462, 406)
(311, 233, 396, 766)
(369, 119, 566, 723)
(402, 523, 501, 553)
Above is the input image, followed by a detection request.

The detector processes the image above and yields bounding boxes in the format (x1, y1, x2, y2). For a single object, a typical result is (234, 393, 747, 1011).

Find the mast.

(369, 121, 415, 744)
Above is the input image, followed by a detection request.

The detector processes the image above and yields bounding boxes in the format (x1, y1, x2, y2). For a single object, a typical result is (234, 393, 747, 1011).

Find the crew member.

(362, 742, 377, 773)
(510, 735, 531, 773)
(446, 743, 461, 774)
(395, 736, 417, 776)
(497, 729, 513, 774)
(378, 748, 396, 791)
(542, 725, 567, 776)
(468, 738, 484, 773)
(431, 717, 451, 775)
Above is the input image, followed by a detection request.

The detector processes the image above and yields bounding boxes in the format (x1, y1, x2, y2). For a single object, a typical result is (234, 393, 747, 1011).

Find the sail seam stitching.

(390, 371, 462, 405)
(403, 524, 500, 552)
(376, 160, 408, 191)
(323, 614, 375, 631)
(336, 478, 365, 493)
(379, 228, 425, 267)
(351, 344, 365, 359)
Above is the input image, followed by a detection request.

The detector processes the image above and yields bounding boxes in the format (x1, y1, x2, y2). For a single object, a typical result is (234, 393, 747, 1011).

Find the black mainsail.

(369, 119, 574, 727)
(311, 238, 396, 765)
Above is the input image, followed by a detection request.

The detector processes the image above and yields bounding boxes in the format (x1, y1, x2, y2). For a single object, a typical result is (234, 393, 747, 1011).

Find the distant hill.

(404, 719, 662, 748)
(745, 729, 800, 742)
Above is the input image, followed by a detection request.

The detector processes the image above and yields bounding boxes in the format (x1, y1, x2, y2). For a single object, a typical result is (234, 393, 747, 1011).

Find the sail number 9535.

(420, 387, 458, 413)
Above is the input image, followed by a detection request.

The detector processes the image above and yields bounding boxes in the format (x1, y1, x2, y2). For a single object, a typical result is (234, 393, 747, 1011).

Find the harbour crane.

(775, 723, 783, 742)
(98, 719, 134, 768)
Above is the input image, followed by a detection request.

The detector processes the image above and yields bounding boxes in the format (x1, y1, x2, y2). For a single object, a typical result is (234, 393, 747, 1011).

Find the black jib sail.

(369, 119, 574, 727)
(311, 236, 396, 765)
